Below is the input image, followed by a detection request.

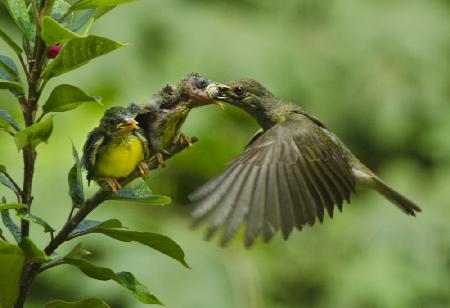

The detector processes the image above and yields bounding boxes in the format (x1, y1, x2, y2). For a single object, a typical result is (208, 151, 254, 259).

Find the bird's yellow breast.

(95, 135, 144, 179)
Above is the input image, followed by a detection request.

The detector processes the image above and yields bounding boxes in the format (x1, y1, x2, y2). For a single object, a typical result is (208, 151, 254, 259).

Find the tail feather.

(372, 177, 422, 216)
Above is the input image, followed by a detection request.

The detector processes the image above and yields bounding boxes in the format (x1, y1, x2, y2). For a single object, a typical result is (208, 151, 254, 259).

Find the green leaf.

(1, 209, 21, 242)
(70, 219, 123, 237)
(70, 0, 139, 11)
(95, 228, 189, 268)
(0, 203, 27, 211)
(68, 142, 85, 207)
(0, 55, 20, 79)
(43, 243, 91, 270)
(91, 6, 115, 20)
(51, 0, 73, 27)
(0, 56, 23, 94)
(0, 241, 24, 308)
(113, 179, 172, 205)
(41, 35, 125, 79)
(62, 243, 92, 260)
(1, 0, 33, 40)
(70, 9, 95, 32)
(0, 173, 18, 192)
(0, 79, 23, 91)
(42, 84, 101, 115)
(19, 237, 51, 263)
(0, 29, 23, 54)
(65, 258, 163, 305)
(14, 116, 54, 150)
(41, 16, 80, 45)
(18, 212, 56, 233)
(45, 298, 110, 308)
(0, 109, 21, 131)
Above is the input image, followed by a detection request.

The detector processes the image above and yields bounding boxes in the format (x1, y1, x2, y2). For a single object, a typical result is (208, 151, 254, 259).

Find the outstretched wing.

(190, 118, 356, 247)
(81, 127, 105, 184)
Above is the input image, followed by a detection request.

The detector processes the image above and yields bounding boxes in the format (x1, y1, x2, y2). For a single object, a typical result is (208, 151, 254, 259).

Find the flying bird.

(190, 79, 421, 247)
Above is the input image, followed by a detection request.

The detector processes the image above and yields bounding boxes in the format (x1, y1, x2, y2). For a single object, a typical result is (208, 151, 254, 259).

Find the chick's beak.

(206, 83, 231, 100)
(206, 83, 230, 110)
(117, 117, 139, 129)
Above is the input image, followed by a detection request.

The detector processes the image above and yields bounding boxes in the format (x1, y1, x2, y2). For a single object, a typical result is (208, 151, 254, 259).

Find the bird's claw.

(138, 162, 150, 178)
(178, 134, 192, 148)
(106, 177, 121, 192)
(156, 152, 166, 168)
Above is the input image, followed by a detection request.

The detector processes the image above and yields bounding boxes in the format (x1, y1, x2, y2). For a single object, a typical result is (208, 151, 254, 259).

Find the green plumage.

(190, 79, 422, 247)
(82, 107, 149, 185)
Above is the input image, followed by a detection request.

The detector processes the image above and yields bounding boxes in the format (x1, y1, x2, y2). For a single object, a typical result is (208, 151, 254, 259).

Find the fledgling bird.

(82, 107, 150, 192)
(190, 79, 422, 247)
(130, 73, 227, 166)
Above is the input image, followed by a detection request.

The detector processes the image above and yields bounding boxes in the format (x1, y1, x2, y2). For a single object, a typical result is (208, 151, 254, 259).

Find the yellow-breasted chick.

(82, 107, 150, 192)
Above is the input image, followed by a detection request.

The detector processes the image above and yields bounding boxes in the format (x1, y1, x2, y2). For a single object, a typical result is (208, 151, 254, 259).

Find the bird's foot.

(178, 134, 192, 148)
(138, 162, 150, 178)
(156, 152, 166, 168)
(106, 177, 121, 192)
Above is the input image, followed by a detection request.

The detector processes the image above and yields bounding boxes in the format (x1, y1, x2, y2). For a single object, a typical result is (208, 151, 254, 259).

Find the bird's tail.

(371, 177, 422, 216)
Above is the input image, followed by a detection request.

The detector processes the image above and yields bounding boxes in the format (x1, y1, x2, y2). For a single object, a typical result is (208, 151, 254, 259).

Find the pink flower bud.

(47, 45, 61, 59)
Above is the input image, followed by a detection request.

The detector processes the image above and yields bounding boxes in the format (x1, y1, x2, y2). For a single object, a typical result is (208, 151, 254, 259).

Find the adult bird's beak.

(117, 117, 139, 129)
(206, 83, 230, 109)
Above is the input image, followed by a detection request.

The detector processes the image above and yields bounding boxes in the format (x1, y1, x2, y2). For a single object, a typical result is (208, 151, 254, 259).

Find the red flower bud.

(47, 45, 61, 59)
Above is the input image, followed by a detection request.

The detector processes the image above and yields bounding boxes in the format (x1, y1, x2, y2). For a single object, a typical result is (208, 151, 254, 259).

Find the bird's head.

(100, 107, 139, 135)
(213, 79, 273, 112)
(177, 73, 230, 108)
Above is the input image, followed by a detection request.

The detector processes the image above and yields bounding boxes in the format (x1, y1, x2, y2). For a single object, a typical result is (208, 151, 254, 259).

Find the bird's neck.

(251, 97, 297, 130)
(110, 130, 134, 144)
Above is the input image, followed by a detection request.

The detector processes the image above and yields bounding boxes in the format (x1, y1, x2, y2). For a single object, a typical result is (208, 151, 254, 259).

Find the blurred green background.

(1, 0, 450, 307)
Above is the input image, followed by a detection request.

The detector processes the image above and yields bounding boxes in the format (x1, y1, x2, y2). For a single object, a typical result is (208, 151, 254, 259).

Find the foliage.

(1, 0, 448, 308)
(0, 0, 189, 307)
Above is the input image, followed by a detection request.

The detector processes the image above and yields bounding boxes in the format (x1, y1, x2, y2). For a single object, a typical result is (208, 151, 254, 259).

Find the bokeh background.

(1, 0, 450, 307)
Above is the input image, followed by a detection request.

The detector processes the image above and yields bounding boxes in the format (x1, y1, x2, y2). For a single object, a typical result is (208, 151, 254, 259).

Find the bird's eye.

(196, 78, 208, 89)
(233, 86, 244, 96)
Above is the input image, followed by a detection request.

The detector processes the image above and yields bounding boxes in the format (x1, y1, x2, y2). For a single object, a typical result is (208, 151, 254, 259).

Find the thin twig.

(0, 170, 23, 203)
(0, 234, 7, 241)
(18, 55, 30, 82)
(1, 171, 23, 196)
(67, 205, 76, 222)
(35, 113, 45, 123)
(59, 10, 71, 23)
(38, 260, 63, 273)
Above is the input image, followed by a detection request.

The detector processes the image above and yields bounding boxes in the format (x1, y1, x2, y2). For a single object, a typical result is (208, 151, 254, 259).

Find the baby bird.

(131, 73, 227, 166)
(82, 107, 150, 192)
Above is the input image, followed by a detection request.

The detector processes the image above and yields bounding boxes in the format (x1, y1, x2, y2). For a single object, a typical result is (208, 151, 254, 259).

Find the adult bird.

(82, 107, 150, 192)
(131, 73, 227, 166)
(190, 79, 422, 247)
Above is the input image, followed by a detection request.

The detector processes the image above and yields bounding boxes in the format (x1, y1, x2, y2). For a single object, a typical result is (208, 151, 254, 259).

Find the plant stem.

(19, 0, 49, 239)
(13, 138, 197, 308)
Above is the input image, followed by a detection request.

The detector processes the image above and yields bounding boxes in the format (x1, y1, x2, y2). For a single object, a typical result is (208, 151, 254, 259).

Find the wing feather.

(82, 127, 105, 184)
(221, 166, 259, 246)
(206, 164, 252, 239)
(191, 117, 356, 246)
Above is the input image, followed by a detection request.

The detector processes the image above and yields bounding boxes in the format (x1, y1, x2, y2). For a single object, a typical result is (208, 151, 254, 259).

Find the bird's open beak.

(206, 83, 230, 109)
(207, 83, 231, 99)
(117, 117, 139, 129)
